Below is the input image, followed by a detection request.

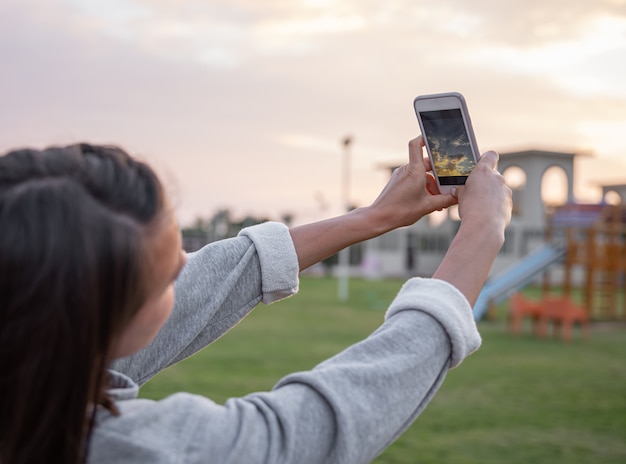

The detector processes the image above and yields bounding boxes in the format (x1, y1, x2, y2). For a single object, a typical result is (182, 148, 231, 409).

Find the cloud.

(469, 13, 626, 99)
(1, 0, 625, 224)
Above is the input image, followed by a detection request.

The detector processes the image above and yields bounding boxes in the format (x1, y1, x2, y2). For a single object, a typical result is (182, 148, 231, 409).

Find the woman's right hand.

(433, 150, 512, 305)
(456, 150, 512, 236)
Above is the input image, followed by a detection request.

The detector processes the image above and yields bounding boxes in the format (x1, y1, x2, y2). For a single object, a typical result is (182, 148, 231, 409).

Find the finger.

(423, 154, 433, 173)
(429, 193, 458, 211)
(407, 136, 424, 166)
(419, 135, 434, 172)
(407, 137, 429, 177)
(477, 150, 499, 170)
(425, 173, 440, 195)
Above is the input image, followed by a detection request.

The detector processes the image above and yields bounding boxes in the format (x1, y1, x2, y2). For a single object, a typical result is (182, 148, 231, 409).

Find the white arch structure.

(499, 150, 576, 228)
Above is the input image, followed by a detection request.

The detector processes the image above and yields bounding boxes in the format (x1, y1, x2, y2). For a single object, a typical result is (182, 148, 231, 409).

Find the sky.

(1, 0, 625, 226)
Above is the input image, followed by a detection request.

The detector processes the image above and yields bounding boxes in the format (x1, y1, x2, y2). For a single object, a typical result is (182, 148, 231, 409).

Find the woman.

(0, 137, 511, 463)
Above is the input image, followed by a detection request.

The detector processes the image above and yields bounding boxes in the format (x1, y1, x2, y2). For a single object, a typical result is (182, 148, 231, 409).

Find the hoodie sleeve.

(177, 277, 481, 463)
(111, 222, 299, 385)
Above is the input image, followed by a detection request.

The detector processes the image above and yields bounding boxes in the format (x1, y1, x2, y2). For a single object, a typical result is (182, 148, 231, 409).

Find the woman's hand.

(433, 150, 513, 305)
(290, 136, 459, 270)
(366, 136, 458, 230)
(456, 149, 512, 235)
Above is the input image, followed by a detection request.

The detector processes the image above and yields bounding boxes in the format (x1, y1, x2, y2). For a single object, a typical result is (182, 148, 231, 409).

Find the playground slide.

(473, 244, 566, 320)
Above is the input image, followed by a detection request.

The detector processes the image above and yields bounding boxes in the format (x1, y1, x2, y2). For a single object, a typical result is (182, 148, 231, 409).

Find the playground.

(474, 203, 626, 342)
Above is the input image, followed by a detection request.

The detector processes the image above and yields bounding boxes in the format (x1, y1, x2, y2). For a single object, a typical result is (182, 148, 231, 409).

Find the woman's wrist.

(351, 205, 396, 238)
(432, 217, 507, 305)
(457, 217, 506, 252)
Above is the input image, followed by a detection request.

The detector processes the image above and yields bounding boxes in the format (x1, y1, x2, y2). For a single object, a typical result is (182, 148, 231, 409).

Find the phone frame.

(413, 92, 480, 194)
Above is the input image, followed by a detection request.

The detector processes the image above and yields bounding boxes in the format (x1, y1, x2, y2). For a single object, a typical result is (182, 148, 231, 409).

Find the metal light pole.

(338, 135, 352, 302)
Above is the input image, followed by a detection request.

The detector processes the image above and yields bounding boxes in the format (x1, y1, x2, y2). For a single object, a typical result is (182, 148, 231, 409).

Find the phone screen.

(419, 109, 476, 185)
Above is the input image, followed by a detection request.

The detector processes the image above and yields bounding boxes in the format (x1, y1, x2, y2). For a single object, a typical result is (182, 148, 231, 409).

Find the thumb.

(428, 193, 458, 212)
(477, 150, 499, 170)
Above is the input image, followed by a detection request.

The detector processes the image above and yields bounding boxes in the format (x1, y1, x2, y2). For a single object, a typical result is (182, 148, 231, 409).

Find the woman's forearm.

(289, 207, 389, 271)
(432, 219, 505, 306)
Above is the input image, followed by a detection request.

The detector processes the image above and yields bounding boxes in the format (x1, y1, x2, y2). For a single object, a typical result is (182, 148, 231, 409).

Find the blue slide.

(473, 244, 566, 320)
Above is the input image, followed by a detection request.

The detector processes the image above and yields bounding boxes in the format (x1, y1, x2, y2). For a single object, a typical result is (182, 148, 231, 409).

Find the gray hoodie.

(91, 222, 481, 463)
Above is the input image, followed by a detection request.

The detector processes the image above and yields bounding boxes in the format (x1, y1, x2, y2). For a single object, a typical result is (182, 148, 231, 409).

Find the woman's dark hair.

(0, 144, 166, 464)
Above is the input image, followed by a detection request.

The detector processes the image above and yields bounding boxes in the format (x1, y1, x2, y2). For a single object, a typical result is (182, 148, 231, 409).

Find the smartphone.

(413, 92, 480, 194)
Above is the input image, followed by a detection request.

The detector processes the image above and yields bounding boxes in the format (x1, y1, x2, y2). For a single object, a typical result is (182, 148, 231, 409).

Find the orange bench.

(508, 293, 589, 342)
(508, 293, 543, 336)
(536, 296, 589, 343)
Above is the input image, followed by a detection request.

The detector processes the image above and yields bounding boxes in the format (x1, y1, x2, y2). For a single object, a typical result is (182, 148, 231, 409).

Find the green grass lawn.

(139, 277, 626, 463)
